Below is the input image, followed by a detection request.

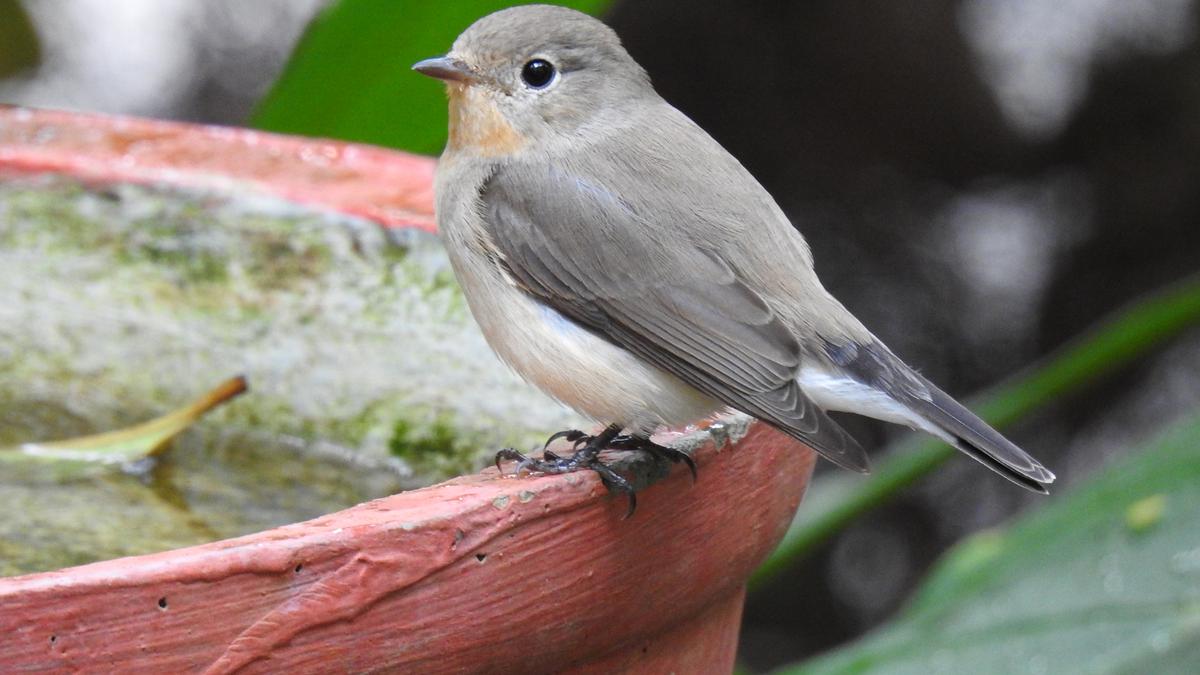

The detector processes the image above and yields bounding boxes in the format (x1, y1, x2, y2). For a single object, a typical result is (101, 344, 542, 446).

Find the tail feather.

(820, 338, 1055, 492)
(914, 381, 1056, 490)
(947, 437, 1050, 494)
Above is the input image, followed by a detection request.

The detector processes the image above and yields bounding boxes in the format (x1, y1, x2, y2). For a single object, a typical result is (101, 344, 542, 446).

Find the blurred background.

(3, 0, 1199, 671)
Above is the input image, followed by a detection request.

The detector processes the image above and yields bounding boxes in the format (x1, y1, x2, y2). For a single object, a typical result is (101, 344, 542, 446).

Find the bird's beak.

(412, 56, 478, 83)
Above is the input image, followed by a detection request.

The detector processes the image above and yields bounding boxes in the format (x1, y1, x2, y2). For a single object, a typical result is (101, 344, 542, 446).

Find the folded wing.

(481, 162, 869, 472)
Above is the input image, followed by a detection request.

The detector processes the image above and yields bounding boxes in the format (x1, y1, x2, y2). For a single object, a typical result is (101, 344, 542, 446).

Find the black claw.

(543, 429, 586, 450)
(590, 461, 637, 518)
(678, 453, 698, 483)
(494, 448, 526, 474)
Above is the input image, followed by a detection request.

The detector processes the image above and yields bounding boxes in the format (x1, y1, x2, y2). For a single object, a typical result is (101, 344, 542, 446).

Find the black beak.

(412, 56, 477, 83)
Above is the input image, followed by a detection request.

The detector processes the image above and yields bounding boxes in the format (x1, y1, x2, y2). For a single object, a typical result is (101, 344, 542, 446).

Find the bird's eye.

(521, 59, 556, 89)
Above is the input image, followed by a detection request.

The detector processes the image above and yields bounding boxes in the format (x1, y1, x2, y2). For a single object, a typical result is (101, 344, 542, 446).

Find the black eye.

(521, 59, 556, 89)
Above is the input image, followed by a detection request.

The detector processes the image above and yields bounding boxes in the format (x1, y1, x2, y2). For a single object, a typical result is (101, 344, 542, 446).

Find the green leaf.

(1, 376, 246, 466)
(251, 0, 611, 156)
(0, 0, 40, 78)
(752, 273, 1200, 590)
(775, 413, 1200, 675)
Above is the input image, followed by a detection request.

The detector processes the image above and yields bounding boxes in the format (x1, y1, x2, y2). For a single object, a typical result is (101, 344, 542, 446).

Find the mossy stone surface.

(0, 176, 584, 576)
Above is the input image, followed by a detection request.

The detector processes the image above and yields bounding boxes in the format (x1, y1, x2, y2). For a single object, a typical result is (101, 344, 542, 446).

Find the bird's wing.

(480, 161, 869, 472)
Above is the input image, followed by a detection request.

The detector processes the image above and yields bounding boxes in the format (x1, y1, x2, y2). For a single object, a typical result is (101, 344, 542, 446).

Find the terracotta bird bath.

(0, 107, 816, 673)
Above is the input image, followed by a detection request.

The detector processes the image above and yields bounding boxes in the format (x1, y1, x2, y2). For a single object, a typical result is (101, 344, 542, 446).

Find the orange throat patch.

(446, 84, 525, 158)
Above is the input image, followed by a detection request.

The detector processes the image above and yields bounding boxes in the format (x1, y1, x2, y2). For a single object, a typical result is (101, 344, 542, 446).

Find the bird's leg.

(495, 424, 641, 516)
(608, 434, 698, 483)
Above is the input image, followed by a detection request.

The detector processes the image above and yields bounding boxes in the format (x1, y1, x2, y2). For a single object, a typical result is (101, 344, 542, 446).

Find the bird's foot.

(494, 425, 697, 518)
(535, 429, 695, 479)
(608, 434, 698, 483)
(495, 423, 636, 516)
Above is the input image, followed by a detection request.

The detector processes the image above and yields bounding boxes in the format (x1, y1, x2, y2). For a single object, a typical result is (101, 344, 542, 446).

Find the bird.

(413, 4, 1054, 513)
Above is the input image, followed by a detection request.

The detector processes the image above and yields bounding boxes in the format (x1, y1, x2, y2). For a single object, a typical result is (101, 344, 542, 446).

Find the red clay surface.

(0, 424, 815, 673)
(0, 105, 437, 232)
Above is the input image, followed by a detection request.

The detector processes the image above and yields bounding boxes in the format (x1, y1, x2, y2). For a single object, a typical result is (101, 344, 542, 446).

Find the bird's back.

(538, 97, 874, 350)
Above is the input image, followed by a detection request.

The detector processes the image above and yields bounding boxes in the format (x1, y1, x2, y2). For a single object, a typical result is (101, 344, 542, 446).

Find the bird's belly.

(455, 260, 720, 434)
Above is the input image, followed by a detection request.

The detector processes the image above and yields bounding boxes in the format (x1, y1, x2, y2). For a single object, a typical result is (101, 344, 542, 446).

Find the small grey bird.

(414, 4, 1054, 510)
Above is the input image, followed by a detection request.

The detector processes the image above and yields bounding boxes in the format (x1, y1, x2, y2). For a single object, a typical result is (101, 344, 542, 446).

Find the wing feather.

(482, 162, 869, 471)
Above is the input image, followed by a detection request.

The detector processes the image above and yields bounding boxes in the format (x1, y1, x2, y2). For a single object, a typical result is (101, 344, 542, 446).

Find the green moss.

(0, 177, 590, 575)
(133, 243, 230, 284)
(1, 177, 582, 482)
(378, 240, 411, 265)
(387, 415, 486, 476)
(389, 417, 457, 458)
(240, 226, 334, 288)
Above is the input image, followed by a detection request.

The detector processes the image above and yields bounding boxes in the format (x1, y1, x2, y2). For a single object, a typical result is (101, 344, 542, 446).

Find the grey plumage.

(417, 4, 1054, 492)
(825, 338, 1055, 491)
(484, 161, 869, 471)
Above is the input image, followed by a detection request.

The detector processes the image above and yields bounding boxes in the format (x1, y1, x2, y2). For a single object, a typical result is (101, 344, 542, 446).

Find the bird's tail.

(820, 338, 1055, 493)
(904, 376, 1056, 493)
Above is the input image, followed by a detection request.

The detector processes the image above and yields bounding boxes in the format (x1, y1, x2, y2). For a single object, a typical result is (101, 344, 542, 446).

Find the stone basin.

(0, 106, 816, 673)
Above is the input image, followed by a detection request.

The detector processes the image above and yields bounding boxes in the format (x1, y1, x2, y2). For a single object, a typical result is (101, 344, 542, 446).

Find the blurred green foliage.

(753, 273, 1200, 590)
(777, 412, 1200, 674)
(0, 0, 40, 78)
(252, 0, 610, 156)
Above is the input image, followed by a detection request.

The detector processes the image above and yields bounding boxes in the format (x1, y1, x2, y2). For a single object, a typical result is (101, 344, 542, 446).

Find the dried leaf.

(2, 377, 247, 465)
